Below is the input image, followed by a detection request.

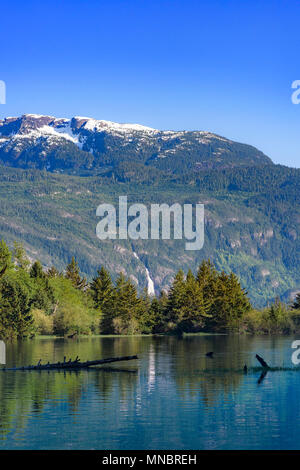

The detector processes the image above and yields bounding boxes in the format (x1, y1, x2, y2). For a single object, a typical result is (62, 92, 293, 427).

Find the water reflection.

(0, 335, 299, 449)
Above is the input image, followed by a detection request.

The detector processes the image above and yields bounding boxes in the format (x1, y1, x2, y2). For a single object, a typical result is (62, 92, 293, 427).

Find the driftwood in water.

(257, 369, 268, 384)
(1, 355, 138, 371)
(255, 354, 270, 369)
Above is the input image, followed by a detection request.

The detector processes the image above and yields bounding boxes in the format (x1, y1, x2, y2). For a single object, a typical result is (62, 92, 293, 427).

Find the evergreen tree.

(0, 272, 34, 338)
(29, 261, 55, 313)
(0, 240, 11, 279)
(113, 273, 143, 334)
(32, 277, 55, 313)
(90, 266, 114, 309)
(65, 257, 86, 290)
(209, 272, 251, 330)
(147, 296, 165, 333)
(30, 260, 45, 278)
(269, 297, 283, 322)
(181, 269, 208, 331)
(47, 266, 60, 278)
(13, 241, 30, 271)
(196, 259, 218, 314)
(292, 293, 300, 310)
(158, 290, 168, 306)
(136, 288, 153, 333)
(165, 270, 209, 332)
(90, 266, 115, 333)
(165, 269, 187, 331)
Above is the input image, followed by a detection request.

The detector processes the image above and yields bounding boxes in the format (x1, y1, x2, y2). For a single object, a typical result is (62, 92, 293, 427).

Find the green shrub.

(32, 308, 54, 335)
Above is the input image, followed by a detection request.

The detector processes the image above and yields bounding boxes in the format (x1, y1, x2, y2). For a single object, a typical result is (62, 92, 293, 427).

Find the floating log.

(255, 354, 269, 369)
(67, 333, 78, 339)
(1, 355, 138, 371)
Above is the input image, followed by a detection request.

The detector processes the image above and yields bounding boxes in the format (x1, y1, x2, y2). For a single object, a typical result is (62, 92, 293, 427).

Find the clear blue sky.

(1, 0, 299, 167)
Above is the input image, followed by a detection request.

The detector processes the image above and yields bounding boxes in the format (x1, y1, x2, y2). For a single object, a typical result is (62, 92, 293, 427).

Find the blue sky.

(1, 0, 299, 167)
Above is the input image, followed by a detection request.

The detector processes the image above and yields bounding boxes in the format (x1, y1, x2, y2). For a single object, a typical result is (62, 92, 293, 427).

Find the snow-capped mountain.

(0, 114, 272, 174)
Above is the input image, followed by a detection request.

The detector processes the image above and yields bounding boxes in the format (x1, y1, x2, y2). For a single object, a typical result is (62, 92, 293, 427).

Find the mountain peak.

(71, 116, 159, 134)
(0, 113, 273, 175)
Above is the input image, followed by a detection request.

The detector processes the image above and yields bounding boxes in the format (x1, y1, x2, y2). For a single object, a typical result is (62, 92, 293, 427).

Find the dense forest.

(0, 239, 299, 340)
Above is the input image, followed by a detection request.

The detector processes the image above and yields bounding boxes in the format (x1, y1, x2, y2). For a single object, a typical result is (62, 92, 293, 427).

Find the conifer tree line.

(0, 239, 300, 339)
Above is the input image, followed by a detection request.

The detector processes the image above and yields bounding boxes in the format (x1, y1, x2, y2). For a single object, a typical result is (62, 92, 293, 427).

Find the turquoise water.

(0, 334, 299, 450)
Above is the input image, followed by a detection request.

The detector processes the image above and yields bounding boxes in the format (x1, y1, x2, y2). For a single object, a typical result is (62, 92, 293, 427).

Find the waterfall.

(133, 251, 155, 295)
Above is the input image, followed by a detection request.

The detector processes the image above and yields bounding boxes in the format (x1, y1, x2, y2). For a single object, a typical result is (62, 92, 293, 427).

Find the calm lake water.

(0, 334, 300, 450)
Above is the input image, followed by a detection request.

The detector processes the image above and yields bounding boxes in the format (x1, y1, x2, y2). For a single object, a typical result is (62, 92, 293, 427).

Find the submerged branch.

(0, 355, 138, 371)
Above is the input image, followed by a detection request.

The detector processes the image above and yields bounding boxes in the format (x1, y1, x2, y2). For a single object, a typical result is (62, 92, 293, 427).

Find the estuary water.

(0, 334, 299, 450)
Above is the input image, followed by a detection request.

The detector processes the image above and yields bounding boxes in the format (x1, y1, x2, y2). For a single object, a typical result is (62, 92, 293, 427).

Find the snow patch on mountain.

(39, 123, 84, 148)
(74, 116, 159, 134)
(0, 117, 85, 150)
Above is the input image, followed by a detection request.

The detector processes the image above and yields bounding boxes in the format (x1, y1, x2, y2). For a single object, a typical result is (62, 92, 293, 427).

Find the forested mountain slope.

(0, 161, 299, 307)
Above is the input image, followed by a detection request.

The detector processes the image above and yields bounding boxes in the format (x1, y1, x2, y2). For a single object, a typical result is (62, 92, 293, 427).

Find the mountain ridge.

(0, 114, 272, 175)
(0, 114, 298, 307)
